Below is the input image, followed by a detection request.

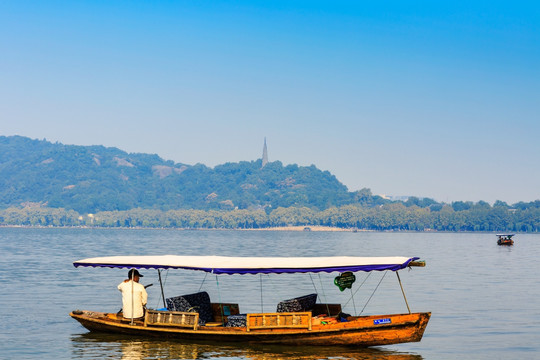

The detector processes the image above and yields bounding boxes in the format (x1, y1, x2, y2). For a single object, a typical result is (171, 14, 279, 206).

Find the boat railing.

(144, 309, 199, 330)
(246, 312, 312, 331)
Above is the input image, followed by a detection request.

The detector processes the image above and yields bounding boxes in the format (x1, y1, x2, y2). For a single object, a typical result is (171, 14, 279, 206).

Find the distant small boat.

(497, 234, 514, 246)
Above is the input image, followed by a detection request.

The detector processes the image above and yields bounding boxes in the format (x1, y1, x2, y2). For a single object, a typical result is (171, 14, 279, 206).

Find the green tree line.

(2, 201, 540, 232)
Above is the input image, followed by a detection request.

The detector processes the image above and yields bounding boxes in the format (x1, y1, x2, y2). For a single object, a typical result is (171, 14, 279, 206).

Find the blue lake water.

(1, 228, 539, 359)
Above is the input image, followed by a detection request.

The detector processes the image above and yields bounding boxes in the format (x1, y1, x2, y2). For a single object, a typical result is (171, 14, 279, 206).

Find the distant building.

(385, 195, 411, 202)
(261, 137, 268, 168)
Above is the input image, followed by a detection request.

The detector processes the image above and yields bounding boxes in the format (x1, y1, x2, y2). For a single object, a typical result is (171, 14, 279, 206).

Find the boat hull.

(70, 311, 430, 347)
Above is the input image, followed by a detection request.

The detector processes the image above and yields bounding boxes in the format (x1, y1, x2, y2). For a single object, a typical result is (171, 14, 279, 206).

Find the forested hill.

(0, 135, 384, 213)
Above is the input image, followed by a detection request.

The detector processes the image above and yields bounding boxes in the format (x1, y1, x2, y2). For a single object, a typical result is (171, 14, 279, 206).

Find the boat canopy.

(73, 255, 419, 275)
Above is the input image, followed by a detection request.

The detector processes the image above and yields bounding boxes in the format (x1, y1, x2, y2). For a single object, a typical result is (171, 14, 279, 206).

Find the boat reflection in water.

(71, 333, 424, 360)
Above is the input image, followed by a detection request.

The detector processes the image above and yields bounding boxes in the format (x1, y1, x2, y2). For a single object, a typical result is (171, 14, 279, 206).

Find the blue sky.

(1, 1, 539, 204)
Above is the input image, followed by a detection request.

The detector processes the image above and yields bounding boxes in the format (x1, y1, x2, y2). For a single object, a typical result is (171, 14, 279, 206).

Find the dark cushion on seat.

(166, 291, 214, 325)
(225, 314, 247, 327)
(276, 293, 318, 313)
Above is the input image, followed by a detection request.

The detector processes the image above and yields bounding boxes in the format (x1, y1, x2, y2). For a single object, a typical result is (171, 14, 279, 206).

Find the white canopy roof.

(73, 255, 419, 274)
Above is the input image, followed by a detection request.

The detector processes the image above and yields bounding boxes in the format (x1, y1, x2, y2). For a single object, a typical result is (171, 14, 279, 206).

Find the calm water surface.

(1, 228, 539, 360)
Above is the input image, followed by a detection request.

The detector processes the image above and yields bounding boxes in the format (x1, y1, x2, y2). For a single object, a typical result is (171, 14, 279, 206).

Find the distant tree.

(404, 197, 437, 208)
(475, 201, 491, 209)
(452, 201, 473, 211)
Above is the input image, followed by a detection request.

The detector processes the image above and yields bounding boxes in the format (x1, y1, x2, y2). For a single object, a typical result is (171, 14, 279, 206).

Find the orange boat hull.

(70, 311, 430, 347)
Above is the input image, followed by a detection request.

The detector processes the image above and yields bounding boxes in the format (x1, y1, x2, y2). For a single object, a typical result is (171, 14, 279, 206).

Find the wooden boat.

(497, 234, 515, 246)
(70, 255, 430, 347)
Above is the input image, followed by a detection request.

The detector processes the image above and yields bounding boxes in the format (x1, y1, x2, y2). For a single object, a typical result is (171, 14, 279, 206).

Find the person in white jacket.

(118, 269, 148, 319)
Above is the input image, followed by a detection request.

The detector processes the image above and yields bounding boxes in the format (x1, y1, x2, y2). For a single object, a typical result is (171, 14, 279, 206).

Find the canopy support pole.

(158, 269, 166, 309)
(130, 268, 135, 325)
(215, 275, 225, 325)
(396, 271, 411, 314)
(260, 274, 264, 313)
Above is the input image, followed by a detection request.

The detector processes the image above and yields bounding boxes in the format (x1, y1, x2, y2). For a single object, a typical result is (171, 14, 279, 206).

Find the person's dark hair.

(128, 269, 143, 279)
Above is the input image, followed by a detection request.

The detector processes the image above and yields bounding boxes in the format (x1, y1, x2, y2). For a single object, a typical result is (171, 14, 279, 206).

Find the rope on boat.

(317, 273, 331, 316)
(309, 273, 331, 316)
(350, 287, 357, 316)
(360, 271, 387, 315)
(343, 272, 372, 308)
(308, 273, 318, 294)
(263, 273, 279, 295)
(198, 272, 208, 292)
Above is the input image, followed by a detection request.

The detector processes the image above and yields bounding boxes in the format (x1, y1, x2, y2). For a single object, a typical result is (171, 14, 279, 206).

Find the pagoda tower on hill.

(261, 137, 268, 168)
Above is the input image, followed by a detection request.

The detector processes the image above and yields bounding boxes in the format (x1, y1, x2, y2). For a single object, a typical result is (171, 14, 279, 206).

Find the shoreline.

(0, 225, 515, 233)
(0, 224, 359, 232)
(246, 225, 357, 232)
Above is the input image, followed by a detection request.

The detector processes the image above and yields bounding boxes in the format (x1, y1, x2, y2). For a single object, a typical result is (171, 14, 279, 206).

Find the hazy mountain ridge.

(0, 135, 380, 213)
